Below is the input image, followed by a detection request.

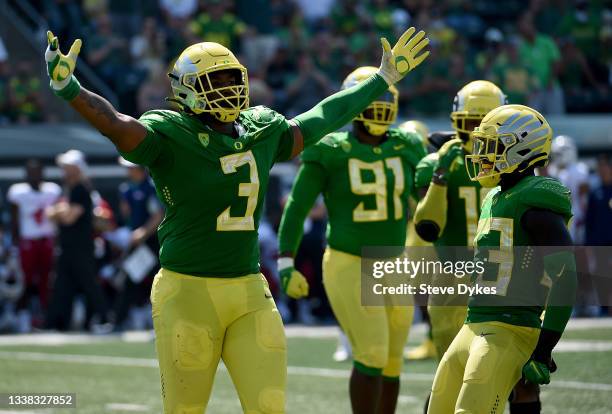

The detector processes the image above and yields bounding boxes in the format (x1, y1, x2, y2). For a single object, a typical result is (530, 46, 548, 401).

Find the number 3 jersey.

(120, 106, 295, 277)
(467, 175, 572, 328)
(280, 130, 425, 257)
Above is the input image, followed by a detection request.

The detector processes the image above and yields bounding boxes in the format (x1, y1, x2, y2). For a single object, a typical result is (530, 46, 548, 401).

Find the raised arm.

(45, 31, 147, 152)
(288, 27, 430, 157)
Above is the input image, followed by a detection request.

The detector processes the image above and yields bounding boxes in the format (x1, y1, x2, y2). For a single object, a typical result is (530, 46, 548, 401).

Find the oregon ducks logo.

(234, 141, 244, 150)
(395, 56, 410, 75)
(198, 133, 209, 147)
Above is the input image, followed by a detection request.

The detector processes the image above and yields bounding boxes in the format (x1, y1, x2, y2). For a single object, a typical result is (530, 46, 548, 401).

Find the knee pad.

(173, 320, 213, 370)
(256, 309, 286, 351)
(255, 387, 285, 414)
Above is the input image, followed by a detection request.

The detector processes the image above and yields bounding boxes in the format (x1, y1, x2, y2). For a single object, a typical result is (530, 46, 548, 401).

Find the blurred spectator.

(113, 158, 162, 331)
(0, 37, 9, 125)
(0, 36, 7, 62)
(475, 27, 505, 78)
(7, 160, 61, 332)
(558, 37, 607, 112)
(45, 150, 109, 332)
(264, 46, 296, 112)
(86, 13, 129, 89)
(235, 0, 283, 73)
(489, 39, 538, 105)
(159, 0, 197, 20)
(189, 0, 247, 51)
(294, 0, 334, 26)
(137, 61, 170, 114)
(557, 0, 602, 63)
(586, 155, 612, 247)
(285, 55, 332, 117)
(43, 0, 84, 45)
(517, 13, 564, 114)
(82, 0, 109, 21)
(248, 78, 275, 108)
(8, 61, 45, 124)
(369, 0, 395, 41)
(130, 17, 167, 73)
(585, 155, 612, 314)
(548, 135, 590, 244)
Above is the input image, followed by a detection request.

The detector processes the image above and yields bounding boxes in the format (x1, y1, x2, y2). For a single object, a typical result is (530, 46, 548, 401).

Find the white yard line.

(0, 351, 611, 392)
(0, 318, 610, 346)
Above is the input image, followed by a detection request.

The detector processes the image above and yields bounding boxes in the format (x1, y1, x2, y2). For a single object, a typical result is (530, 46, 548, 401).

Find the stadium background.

(0, 0, 611, 412)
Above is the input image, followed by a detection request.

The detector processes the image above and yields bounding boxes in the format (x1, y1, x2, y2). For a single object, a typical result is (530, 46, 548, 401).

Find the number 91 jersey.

(302, 130, 425, 256)
(119, 106, 295, 277)
(467, 175, 572, 328)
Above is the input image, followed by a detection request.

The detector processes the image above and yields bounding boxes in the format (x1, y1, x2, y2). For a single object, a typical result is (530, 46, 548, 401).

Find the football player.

(397, 120, 439, 362)
(44, 27, 429, 413)
(413, 80, 506, 360)
(277, 66, 426, 414)
(427, 104, 577, 414)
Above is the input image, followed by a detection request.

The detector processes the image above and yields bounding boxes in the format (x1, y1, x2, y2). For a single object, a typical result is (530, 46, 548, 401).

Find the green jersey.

(279, 129, 425, 257)
(120, 106, 294, 277)
(414, 149, 490, 247)
(467, 175, 572, 328)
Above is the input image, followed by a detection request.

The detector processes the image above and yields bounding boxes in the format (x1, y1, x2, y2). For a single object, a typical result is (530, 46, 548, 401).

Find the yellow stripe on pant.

(322, 247, 414, 377)
(150, 268, 287, 414)
(428, 321, 539, 414)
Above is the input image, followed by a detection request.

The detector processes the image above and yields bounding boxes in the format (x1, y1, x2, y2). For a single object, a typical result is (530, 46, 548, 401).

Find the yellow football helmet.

(451, 80, 507, 149)
(399, 120, 429, 146)
(168, 42, 249, 122)
(466, 105, 552, 187)
(342, 66, 398, 136)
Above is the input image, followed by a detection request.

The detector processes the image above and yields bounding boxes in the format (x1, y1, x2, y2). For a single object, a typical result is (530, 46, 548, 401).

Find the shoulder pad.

(139, 110, 187, 136)
(520, 176, 572, 219)
(242, 106, 285, 127)
(301, 132, 347, 164)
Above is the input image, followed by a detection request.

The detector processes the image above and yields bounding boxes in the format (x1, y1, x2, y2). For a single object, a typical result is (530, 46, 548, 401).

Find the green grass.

(0, 329, 611, 413)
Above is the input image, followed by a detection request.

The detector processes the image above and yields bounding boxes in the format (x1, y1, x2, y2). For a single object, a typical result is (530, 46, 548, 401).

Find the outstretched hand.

(378, 27, 430, 85)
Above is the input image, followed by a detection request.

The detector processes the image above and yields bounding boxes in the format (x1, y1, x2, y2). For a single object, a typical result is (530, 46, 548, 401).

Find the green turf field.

(0, 322, 611, 413)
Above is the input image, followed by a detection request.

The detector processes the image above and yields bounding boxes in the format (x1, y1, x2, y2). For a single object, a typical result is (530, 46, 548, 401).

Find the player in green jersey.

(277, 66, 426, 414)
(44, 27, 430, 414)
(413, 81, 506, 358)
(427, 105, 577, 414)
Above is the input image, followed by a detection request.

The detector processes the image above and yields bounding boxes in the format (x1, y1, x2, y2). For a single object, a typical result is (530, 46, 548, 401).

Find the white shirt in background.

(7, 182, 61, 240)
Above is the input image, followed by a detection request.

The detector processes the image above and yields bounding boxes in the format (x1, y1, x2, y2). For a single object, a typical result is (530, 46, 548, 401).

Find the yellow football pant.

(428, 321, 539, 414)
(428, 305, 467, 359)
(151, 268, 287, 414)
(322, 248, 413, 377)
